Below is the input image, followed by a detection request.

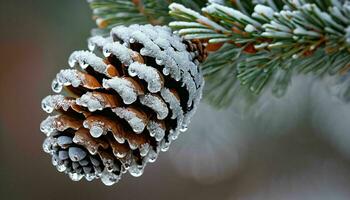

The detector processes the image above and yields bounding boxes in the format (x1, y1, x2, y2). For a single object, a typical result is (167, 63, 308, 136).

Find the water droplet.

(162, 67, 170, 75)
(180, 125, 188, 132)
(101, 170, 119, 186)
(42, 137, 56, 154)
(103, 49, 111, 57)
(56, 164, 67, 172)
(139, 143, 150, 157)
(116, 151, 127, 159)
(146, 150, 158, 163)
(88, 42, 96, 51)
(90, 125, 104, 138)
(129, 164, 144, 177)
(69, 172, 83, 181)
(41, 97, 54, 113)
(129, 38, 135, 43)
(85, 173, 95, 181)
(160, 140, 171, 152)
(79, 61, 89, 69)
(68, 57, 77, 68)
(140, 48, 150, 56)
(128, 68, 137, 77)
(51, 79, 62, 93)
(155, 58, 164, 65)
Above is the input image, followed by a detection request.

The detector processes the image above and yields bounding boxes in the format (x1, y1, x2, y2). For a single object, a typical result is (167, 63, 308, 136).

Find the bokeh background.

(1, 1, 350, 199)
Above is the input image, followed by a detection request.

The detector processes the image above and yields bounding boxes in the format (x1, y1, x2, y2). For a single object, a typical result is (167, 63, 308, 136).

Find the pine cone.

(40, 24, 204, 185)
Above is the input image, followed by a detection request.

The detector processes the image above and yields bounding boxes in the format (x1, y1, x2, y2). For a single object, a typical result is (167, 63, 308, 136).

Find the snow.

(128, 62, 163, 93)
(41, 95, 74, 113)
(147, 120, 165, 142)
(68, 50, 108, 75)
(254, 4, 275, 19)
(76, 92, 105, 112)
(103, 41, 134, 65)
(139, 94, 169, 120)
(112, 107, 147, 133)
(103, 77, 140, 104)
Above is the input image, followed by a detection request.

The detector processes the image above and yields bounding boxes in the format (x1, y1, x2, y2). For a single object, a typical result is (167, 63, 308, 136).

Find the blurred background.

(1, 1, 350, 199)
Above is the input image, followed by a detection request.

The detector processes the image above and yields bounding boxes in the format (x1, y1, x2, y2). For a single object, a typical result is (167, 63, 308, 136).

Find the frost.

(68, 172, 84, 181)
(76, 92, 105, 112)
(146, 121, 165, 142)
(53, 69, 84, 93)
(112, 107, 146, 133)
(160, 88, 184, 121)
(128, 62, 163, 93)
(103, 78, 139, 104)
(88, 36, 110, 52)
(68, 50, 108, 75)
(139, 94, 169, 120)
(42, 137, 57, 154)
(41, 95, 74, 113)
(103, 42, 134, 65)
(40, 115, 59, 136)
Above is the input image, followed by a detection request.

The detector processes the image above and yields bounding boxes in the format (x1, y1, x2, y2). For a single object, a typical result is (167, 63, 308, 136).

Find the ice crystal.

(128, 62, 163, 93)
(103, 78, 139, 104)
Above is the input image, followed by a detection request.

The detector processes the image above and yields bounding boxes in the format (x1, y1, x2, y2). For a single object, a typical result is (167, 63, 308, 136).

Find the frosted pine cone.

(40, 24, 204, 185)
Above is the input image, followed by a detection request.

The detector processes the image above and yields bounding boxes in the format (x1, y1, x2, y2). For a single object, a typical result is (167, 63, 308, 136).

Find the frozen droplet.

(160, 140, 171, 152)
(116, 151, 127, 159)
(140, 48, 150, 56)
(41, 96, 54, 113)
(85, 173, 95, 181)
(68, 57, 77, 68)
(129, 38, 135, 43)
(146, 150, 158, 163)
(113, 134, 126, 144)
(68, 147, 87, 162)
(90, 125, 104, 138)
(128, 68, 137, 77)
(128, 140, 138, 150)
(155, 58, 164, 65)
(180, 124, 188, 132)
(69, 172, 84, 181)
(42, 137, 56, 154)
(162, 67, 170, 76)
(139, 143, 150, 157)
(79, 60, 89, 69)
(56, 164, 67, 172)
(51, 154, 60, 166)
(51, 79, 62, 93)
(88, 42, 96, 52)
(129, 164, 144, 177)
(103, 49, 111, 57)
(101, 170, 120, 186)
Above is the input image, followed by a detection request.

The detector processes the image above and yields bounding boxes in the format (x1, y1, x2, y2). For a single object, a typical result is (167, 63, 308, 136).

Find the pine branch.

(169, 0, 350, 106)
(87, 0, 207, 36)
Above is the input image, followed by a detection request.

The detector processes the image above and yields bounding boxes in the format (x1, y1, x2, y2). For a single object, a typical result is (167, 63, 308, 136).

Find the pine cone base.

(40, 24, 204, 185)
